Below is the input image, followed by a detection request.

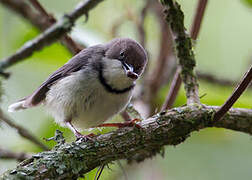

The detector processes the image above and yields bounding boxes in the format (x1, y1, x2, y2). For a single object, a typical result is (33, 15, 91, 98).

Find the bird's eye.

(119, 51, 125, 60)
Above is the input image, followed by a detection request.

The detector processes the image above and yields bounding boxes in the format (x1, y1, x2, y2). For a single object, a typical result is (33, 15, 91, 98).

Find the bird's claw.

(75, 132, 95, 142)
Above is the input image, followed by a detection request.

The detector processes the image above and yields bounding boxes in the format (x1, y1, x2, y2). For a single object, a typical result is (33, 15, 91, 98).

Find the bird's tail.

(8, 100, 27, 112)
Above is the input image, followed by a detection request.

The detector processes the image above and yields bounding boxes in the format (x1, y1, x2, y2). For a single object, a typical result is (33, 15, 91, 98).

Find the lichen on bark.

(161, 0, 200, 104)
(1, 105, 252, 180)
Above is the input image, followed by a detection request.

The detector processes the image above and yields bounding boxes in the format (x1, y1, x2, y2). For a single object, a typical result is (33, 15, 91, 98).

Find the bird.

(8, 38, 148, 140)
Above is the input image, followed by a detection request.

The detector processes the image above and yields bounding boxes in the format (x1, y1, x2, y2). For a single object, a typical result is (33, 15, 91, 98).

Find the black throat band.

(98, 62, 135, 94)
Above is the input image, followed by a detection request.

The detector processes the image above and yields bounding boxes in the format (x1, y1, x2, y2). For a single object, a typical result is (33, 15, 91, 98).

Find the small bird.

(8, 38, 147, 139)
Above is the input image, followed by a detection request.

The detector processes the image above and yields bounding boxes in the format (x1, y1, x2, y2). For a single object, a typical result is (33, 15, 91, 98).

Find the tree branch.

(0, 148, 32, 162)
(136, 0, 151, 48)
(198, 71, 240, 86)
(0, 109, 49, 151)
(1, 105, 252, 179)
(190, 0, 208, 40)
(162, 0, 208, 108)
(0, 0, 104, 74)
(214, 66, 252, 121)
(147, 2, 174, 105)
(161, 67, 182, 110)
(28, 0, 51, 18)
(28, 0, 84, 54)
(0, 0, 83, 55)
(161, 0, 200, 104)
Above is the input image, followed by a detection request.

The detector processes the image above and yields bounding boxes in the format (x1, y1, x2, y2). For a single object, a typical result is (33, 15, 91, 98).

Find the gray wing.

(23, 45, 104, 107)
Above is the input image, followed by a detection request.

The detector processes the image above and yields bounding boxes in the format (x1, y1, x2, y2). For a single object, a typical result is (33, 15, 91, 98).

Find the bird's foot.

(66, 121, 95, 141)
(97, 119, 142, 129)
(75, 132, 95, 141)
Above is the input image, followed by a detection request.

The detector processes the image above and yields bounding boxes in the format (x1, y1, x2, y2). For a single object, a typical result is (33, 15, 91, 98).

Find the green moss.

(161, 0, 199, 101)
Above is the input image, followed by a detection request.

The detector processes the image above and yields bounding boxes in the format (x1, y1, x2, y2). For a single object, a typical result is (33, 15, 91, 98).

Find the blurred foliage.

(0, 0, 252, 179)
(242, 0, 252, 8)
(158, 80, 252, 109)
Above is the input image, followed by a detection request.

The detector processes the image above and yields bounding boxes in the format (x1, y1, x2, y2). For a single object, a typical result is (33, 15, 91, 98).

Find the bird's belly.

(45, 70, 132, 130)
(72, 87, 132, 129)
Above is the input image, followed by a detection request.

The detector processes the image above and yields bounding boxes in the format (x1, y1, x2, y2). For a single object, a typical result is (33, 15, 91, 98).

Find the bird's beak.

(122, 62, 138, 80)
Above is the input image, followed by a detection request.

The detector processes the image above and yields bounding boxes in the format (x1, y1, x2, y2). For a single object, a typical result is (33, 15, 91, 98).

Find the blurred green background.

(0, 0, 252, 179)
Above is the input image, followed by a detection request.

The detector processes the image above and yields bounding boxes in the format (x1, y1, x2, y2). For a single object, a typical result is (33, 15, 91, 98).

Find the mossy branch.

(160, 0, 200, 104)
(1, 105, 252, 179)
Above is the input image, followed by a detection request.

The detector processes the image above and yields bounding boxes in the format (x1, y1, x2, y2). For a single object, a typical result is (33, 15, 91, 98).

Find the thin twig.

(161, 0, 208, 109)
(0, 0, 104, 75)
(28, 0, 51, 18)
(0, 147, 32, 161)
(140, 1, 174, 115)
(136, 0, 152, 47)
(94, 165, 105, 180)
(0, 0, 45, 29)
(0, 0, 83, 55)
(0, 109, 49, 151)
(135, 1, 153, 108)
(161, 67, 182, 110)
(28, 0, 83, 54)
(214, 66, 252, 121)
(190, 0, 208, 40)
(197, 71, 252, 88)
(148, 2, 174, 100)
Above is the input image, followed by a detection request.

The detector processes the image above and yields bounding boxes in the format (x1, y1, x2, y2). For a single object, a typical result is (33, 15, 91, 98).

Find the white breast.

(45, 61, 134, 130)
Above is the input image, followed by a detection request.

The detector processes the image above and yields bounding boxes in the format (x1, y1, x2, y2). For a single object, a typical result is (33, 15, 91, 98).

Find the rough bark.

(161, 0, 200, 104)
(1, 105, 252, 179)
